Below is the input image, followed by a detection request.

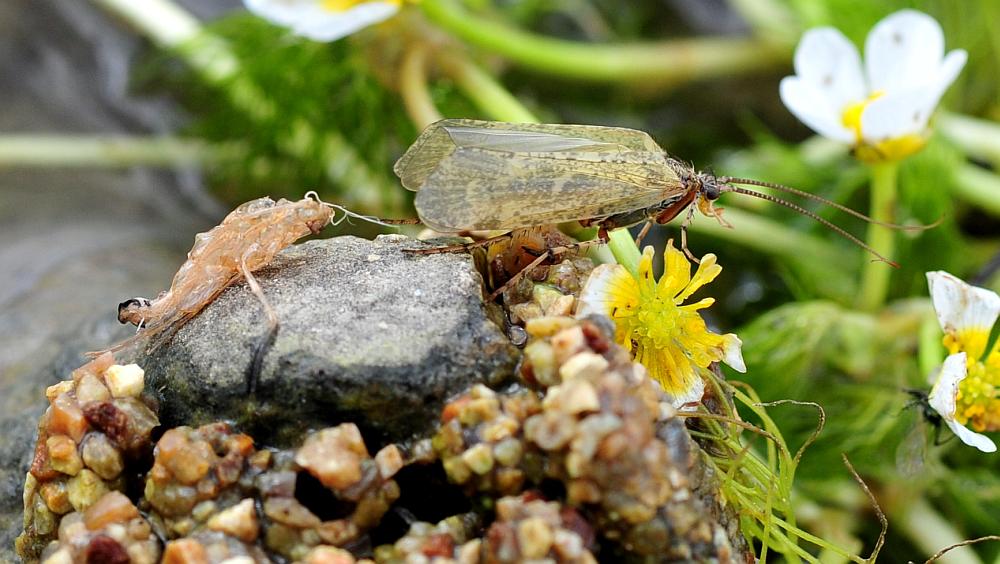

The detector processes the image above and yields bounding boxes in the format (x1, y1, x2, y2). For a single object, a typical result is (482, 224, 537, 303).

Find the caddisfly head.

(696, 172, 722, 201)
(118, 297, 152, 325)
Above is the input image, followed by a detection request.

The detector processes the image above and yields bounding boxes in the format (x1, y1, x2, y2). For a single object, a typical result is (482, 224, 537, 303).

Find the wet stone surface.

(133, 235, 520, 447)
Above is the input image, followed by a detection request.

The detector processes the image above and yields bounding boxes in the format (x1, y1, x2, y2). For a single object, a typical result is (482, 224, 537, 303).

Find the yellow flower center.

(840, 91, 927, 164)
(840, 92, 883, 142)
(588, 242, 740, 403)
(948, 331, 1000, 432)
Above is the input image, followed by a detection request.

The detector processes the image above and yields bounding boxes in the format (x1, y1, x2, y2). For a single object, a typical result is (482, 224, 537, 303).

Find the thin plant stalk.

(857, 162, 899, 311)
(939, 112, 1000, 168)
(434, 51, 538, 123)
(892, 497, 982, 564)
(689, 207, 854, 268)
(399, 44, 442, 129)
(953, 164, 1000, 217)
(419, 0, 790, 86)
(0, 135, 215, 168)
(606, 229, 642, 276)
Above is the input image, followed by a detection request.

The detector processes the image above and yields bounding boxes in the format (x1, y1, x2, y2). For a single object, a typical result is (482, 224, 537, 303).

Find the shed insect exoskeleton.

(393, 119, 930, 300)
(92, 192, 372, 393)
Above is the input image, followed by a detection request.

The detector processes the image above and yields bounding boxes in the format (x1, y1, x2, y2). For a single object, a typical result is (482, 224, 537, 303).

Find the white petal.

(859, 89, 931, 141)
(292, 2, 398, 42)
(945, 419, 997, 453)
(928, 355, 998, 453)
(928, 352, 966, 420)
(865, 10, 945, 93)
(859, 50, 967, 143)
(780, 76, 854, 143)
(244, 0, 314, 26)
(793, 27, 867, 109)
(926, 271, 1000, 335)
(672, 376, 705, 411)
(920, 49, 968, 114)
(721, 334, 746, 373)
(575, 264, 623, 319)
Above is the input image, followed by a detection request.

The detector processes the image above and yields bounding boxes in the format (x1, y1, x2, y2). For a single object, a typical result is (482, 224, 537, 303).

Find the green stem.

(0, 135, 217, 168)
(93, 0, 401, 213)
(953, 164, 1000, 217)
(726, 0, 801, 44)
(919, 306, 945, 379)
(607, 229, 642, 276)
(688, 207, 854, 267)
(856, 162, 898, 311)
(892, 497, 982, 564)
(399, 44, 443, 129)
(939, 112, 1000, 168)
(420, 0, 790, 85)
(435, 51, 539, 123)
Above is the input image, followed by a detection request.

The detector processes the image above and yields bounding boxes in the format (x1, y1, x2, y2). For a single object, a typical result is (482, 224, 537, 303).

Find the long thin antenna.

(721, 177, 941, 231)
(304, 191, 406, 228)
(723, 186, 899, 267)
(376, 217, 423, 225)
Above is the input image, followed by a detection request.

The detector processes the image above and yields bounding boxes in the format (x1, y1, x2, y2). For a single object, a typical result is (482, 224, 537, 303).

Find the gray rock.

(133, 235, 520, 447)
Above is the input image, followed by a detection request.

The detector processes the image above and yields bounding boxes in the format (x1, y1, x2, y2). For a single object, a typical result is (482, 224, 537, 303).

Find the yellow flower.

(576, 241, 745, 408)
(926, 271, 1000, 453)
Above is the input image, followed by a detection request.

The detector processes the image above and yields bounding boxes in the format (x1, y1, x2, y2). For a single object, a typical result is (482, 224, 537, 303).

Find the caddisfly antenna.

(721, 177, 942, 231)
(304, 190, 401, 228)
(721, 186, 900, 267)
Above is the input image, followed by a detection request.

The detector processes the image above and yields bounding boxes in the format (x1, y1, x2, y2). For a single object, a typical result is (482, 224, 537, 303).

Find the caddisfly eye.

(704, 182, 721, 200)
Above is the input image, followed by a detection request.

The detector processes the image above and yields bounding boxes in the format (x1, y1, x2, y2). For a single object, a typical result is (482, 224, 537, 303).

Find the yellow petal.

(677, 254, 722, 302)
(635, 246, 658, 295)
(577, 264, 638, 319)
(638, 342, 704, 408)
(658, 241, 692, 299)
(679, 297, 715, 312)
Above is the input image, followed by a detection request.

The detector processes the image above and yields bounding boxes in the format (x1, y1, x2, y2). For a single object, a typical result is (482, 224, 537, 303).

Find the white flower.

(928, 353, 996, 453)
(780, 10, 967, 162)
(924, 271, 1000, 453)
(244, 0, 400, 42)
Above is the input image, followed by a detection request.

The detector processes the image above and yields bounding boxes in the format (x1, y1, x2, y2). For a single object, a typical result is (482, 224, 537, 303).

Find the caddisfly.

(393, 118, 930, 299)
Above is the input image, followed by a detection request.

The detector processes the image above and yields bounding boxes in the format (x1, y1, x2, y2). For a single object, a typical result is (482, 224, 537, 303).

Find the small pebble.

(66, 469, 109, 512)
(161, 538, 207, 564)
(461, 444, 494, 475)
(103, 364, 145, 398)
(46, 435, 82, 476)
(207, 498, 259, 542)
(558, 352, 609, 381)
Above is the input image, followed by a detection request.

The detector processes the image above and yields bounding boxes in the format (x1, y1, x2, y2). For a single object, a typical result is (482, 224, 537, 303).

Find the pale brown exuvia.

(90, 192, 364, 390)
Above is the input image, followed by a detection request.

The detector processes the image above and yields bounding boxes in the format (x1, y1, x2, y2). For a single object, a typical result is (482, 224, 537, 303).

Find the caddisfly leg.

(679, 205, 700, 264)
(240, 256, 279, 394)
(406, 231, 516, 256)
(634, 220, 654, 248)
(487, 232, 610, 302)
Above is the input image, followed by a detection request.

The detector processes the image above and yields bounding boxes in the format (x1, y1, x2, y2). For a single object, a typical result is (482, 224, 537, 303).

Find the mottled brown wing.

(394, 119, 665, 191)
(413, 146, 681, 232)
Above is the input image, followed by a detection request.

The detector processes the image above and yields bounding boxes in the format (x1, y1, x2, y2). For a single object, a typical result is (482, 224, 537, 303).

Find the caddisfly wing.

(394, 119, 681, 232)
